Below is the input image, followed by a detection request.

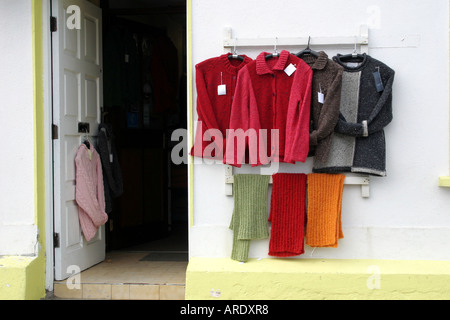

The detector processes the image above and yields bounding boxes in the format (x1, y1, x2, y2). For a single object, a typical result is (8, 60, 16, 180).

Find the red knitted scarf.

(268, 173, 307, 257)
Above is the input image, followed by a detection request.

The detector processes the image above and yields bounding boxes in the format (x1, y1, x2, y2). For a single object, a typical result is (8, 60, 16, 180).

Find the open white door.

(52, 0, 104, 280)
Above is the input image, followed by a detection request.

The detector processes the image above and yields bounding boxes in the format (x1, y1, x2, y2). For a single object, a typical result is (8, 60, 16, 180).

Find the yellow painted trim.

(0, 256, 46, 300)
(0, 0, 46, 300)
(31, 0, 46, 299)
(187, 0, 194, 227)
(186, 257, 450, 300)
(33, 0, 45, 240)
(439, 176, 450, 187)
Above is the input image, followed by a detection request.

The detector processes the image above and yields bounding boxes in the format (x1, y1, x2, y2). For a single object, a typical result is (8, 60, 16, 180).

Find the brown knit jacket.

(300, 51, 343, 163)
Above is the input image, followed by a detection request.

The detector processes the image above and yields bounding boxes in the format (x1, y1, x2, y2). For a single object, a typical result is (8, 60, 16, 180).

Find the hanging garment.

(313, 54, 395, 176)
(224, 50, 313, 167)
(191, 53, 252, 160)
(150, 34, 179, 114)
(268, 173, 307, 257)
(75, 143, 108, 242)
(305, 173, 345, 248)
(96, 123, 123, 214)
(230, 174, 270, 262)
(299, 51, 344, 163)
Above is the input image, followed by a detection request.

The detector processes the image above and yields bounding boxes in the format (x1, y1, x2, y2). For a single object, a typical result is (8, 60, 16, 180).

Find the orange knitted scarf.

(306, 173, 345, 248)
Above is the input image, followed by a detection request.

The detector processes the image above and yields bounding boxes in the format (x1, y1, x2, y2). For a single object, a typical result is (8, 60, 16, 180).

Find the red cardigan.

(190, 54, 252, 159)
(224, 50, 313, 167)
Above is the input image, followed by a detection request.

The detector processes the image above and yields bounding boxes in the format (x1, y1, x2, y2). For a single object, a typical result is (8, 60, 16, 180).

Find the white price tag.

(217, 84, 226, 96)
(318, 92, 325, 104)
(284, 63, 296, 76)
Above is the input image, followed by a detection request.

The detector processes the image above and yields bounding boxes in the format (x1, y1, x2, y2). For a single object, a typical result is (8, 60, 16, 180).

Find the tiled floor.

(53, 251, 187, 300)
(53, 223, 189, 300)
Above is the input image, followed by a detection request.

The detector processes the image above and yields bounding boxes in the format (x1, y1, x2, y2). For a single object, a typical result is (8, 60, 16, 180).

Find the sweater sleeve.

(190, 63, 223, 157)
(309, 66, 343, 146)
(336, 67, 394, 137)
(284, 66, 313, 163)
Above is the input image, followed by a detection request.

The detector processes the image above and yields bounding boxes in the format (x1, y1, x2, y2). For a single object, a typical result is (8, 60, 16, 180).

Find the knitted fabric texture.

(230, 174, 270, 262)
(313, 54, 395, 176)
(300, 51, 344, 163)
(268, 173, 307, 257)
(191, 53, 252, 160)
(305, 173, 345, 248)
(75, 144, 108, 242)
(224, 50, 313, 167)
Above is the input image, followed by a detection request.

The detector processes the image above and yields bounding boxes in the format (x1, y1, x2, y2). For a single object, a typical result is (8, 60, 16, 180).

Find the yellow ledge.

(0, 256, 45, 300)
(186, 257, 450, 300)
(439, 176, 450, 187)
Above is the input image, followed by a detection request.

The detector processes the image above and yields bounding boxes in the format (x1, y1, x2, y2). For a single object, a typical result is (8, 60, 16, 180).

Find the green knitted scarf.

(230, 174, 270, 262)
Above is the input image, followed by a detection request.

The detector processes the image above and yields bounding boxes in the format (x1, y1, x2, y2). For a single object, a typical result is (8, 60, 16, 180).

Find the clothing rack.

(223, 25, 369, 53)
(222, 25, 371, 198)
(225, 166, 370, 198)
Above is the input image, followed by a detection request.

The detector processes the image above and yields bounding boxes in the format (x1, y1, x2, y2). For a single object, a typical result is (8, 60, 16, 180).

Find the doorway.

(100, 0, 188, 253)
(52, 0, 188, 299)
(99, 0, 188, 264)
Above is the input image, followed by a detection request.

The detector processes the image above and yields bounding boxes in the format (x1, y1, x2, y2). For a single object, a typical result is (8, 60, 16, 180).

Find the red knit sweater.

(191, 54, 252, 159)
(224, 50, 313, 167)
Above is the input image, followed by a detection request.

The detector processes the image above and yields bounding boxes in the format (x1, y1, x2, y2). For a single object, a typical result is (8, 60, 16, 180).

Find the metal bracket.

(53, 233, 60, 248)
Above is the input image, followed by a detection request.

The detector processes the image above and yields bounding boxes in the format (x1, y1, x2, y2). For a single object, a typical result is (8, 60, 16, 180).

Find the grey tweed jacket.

(313, 53, 395, 176)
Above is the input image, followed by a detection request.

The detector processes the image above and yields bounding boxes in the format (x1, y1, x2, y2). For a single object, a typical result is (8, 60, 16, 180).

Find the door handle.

(78, 122, 90, 134)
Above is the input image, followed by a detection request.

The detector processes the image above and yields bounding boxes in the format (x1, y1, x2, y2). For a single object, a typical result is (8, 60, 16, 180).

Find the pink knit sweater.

(75, 143, 108, 241)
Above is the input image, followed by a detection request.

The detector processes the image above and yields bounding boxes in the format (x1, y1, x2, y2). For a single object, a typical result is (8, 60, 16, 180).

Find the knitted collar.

(219, 53, 252, 74)
(300, 51, 328, 70)
(256, 50, 290, 75)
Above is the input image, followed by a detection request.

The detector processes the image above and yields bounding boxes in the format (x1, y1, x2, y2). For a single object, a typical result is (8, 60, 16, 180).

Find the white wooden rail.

(223, 25, 369, 54)
(224, 166, 370, 198)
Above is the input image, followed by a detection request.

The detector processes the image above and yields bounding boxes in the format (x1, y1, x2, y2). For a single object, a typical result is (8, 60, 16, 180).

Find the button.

(272, 93, 275, 96)
(272, 74, 275, 78)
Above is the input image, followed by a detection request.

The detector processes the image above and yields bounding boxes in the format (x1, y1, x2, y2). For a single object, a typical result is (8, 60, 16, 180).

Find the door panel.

(52, 0, 103, 281)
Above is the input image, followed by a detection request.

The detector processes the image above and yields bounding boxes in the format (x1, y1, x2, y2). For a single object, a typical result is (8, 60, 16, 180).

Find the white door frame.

(42, 0, 192, 291)
(42, 0, 55, 291)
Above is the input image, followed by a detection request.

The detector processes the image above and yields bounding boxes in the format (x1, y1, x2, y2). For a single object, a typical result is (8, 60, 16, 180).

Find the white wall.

(0, 0, 38, 256)
(190, 0, 450, 261)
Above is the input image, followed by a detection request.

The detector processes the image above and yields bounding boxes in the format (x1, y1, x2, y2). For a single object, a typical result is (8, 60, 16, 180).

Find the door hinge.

(52, 124, 59, 140)
(50, 16, 57, 32)
(53, 233, 60, 248)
